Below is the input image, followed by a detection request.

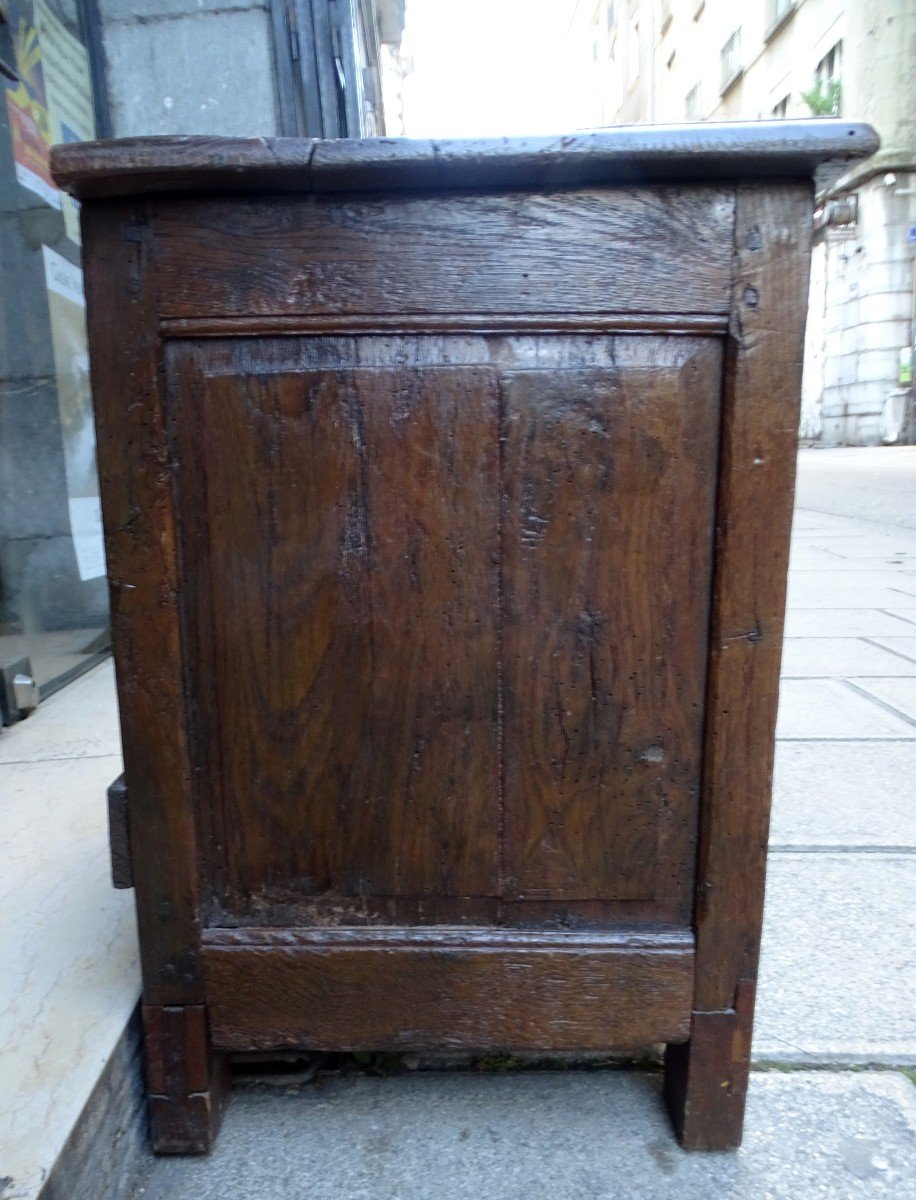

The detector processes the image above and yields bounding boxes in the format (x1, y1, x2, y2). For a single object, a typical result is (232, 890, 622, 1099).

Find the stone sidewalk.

(130, 448, 916, 1199)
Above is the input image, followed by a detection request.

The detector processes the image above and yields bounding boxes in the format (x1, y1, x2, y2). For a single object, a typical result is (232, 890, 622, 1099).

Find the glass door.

(0, 0, 109, 719)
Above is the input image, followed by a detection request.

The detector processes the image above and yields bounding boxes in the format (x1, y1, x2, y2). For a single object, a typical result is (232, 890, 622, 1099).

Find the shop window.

(0, 0, 111, 716)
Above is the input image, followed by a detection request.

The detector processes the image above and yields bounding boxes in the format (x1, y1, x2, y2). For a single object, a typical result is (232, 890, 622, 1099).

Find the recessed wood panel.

(170, 350, 501, 907)
(501, 343, 722, 902)
(171, 334, 719, 924)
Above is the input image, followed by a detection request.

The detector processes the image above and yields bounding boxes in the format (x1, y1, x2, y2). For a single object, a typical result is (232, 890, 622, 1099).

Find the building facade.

(566, 0, 916, 445)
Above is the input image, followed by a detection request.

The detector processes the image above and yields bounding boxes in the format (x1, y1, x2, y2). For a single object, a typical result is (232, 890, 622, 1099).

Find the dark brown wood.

(143, 1005, 228, 1154)
(158, 313, 730, 338)
(54, 127, 875, 1156)
(80, 202, 205, 1007)
(202, 928, 695, 1052)
(501, 348, 721, 905)
(151, 188, 736, 320)
(662, 182, 814, 1149)
(664, 978, 756, 1151)
(166, 332, 720, 928)
(106, 774, 132, 889)
(50, 122, 878, 200)
(169, 350, 502, 905)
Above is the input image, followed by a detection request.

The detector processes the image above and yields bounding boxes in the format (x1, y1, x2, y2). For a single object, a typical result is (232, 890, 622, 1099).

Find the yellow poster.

(2, 0, 96, 240)
(34, 0, 96, 243)
(3, 0, 59, 208)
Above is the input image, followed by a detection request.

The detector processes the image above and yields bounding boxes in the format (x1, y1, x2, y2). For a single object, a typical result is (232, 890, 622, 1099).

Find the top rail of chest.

(52, 122, 878, 325)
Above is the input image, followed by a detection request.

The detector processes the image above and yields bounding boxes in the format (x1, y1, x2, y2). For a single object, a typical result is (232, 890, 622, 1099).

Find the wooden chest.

(52, 121, 877, 1154)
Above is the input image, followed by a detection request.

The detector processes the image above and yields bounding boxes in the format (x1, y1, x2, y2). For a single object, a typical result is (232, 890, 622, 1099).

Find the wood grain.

(159, 312, 730, 339)
(152, 188, 736, 320)
(80, 203, 204, 1005)
(69, 137, 833, 1152)
(692, 183, 813, 1013)
(49, 122, 879, 201)
(144, 1004, 228, 1154)
(170, 349, 501, 905)
(203, 927, 695, 1052)
(664, 979, 756, 1150)
(662, 183, 813, 1149)
(106, 774, 132, 889)
(501, 344, 721, 904)
(171, 334, 719, 925)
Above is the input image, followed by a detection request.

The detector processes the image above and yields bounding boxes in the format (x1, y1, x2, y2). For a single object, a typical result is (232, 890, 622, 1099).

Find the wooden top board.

(51, 120, 878, 200)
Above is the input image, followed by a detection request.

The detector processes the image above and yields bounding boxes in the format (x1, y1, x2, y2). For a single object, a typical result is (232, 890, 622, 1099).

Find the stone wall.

(97, 0, 282, 137)
(813, 174, 915, 446)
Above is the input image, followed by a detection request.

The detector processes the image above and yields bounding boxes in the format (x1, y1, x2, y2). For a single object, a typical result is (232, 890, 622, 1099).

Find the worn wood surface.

(168, 334, 718, 924)
(144, 1005, 228, 1154)
(106, 774, 132, 889)
(170, 351, 502, 903)
(64, 134, 844, 1152)
(81, 203, 204, 1006)
(152, 189, 735, 319)
(50, 122, 879, 200)
(501, 353, 720, 903)
(202, 928, 695, 1052)
(664, 979, 756, 1150)
(661, 183, 813, 1149)
(692, 183, 812, 1012)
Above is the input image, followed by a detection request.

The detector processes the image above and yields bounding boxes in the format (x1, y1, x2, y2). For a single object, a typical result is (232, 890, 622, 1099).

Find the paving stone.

(775, 679, 916, 739)
(770, 741, 916, 847)
(755, 854, 916, 1062)
(135, 1070, 916, 1200)
(884, 609, 916, 629)
(779, 638, 916, 678)
(806, 537, 916, 564)
(794, 447, 916, 531)
(785, 571, 916, 610)
(868, 637, 916, 665)
(791, 512, 867, 536)
(0, 659, 121, 764)
(783, 609, 916, 638)
(788, 552, 916, 573)
(849, 678, 916, 724)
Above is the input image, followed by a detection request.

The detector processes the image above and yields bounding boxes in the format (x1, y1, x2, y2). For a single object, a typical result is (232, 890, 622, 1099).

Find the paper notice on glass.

(34, 0, 96, 243)
(42, 244, 105, 580)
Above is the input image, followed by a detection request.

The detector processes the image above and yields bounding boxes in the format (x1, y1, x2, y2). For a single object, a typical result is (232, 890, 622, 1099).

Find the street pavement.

(135, 447, 916, 1200)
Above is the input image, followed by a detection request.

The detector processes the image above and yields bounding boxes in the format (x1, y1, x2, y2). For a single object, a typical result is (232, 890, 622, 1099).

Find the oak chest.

(52, 121, 877, 1153)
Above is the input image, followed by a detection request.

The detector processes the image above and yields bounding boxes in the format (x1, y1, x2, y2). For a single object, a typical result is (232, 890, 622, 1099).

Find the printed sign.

(42, 244, 105, 580)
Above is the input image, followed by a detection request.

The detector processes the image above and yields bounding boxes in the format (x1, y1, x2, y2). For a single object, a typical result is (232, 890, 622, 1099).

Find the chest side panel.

(501, 343, 722, 904)
(169, 334, 721, 927)
(169, 346, 502, 911)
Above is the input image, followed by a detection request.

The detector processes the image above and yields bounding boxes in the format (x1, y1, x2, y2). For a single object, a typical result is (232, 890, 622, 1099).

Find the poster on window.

(3, 0, 60, 208)
(33, 0, 95, 242)
(42, 244, 105, 580)
(3, 0, 95, 239)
